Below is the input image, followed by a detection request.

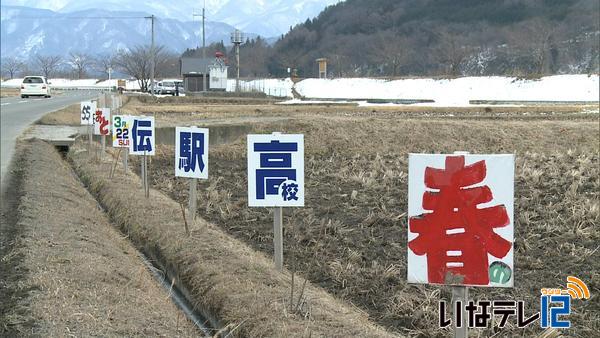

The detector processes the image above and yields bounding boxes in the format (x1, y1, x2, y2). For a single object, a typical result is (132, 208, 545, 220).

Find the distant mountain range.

(269, 0, 599, 77)
(1, 6, 239, 59)
(2, 0, 340, 46)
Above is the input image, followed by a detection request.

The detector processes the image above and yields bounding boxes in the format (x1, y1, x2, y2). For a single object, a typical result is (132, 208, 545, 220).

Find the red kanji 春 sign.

(407, 154, 514, 287)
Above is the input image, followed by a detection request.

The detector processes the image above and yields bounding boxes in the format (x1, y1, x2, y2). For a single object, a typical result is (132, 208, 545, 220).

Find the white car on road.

(21, 76, 51, 98)
(153, 80, 177, 95)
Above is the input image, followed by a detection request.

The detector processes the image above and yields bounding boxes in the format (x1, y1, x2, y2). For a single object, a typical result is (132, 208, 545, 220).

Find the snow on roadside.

(0, 78, 25, 87)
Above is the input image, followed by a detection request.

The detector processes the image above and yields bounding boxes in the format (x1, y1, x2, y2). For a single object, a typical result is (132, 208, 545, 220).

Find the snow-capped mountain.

(1, 5, 236, 59)
(1, 0, 343, 37)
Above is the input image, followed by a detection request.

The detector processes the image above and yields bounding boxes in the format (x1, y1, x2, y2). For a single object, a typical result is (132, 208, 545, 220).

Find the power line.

(12, 15, 150, 20)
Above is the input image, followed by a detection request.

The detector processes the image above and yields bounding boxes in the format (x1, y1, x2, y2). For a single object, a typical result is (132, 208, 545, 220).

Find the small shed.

(180, 56, 228, 92)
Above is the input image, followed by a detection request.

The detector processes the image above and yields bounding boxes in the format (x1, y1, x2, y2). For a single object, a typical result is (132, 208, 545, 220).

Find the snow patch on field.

(3, 75, 598, 107)
(295, 75, 599, 106)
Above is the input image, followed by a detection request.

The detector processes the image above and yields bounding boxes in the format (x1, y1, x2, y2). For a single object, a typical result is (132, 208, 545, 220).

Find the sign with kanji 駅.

(93, 108, 111, 136)
(407, 154, 514, 287)
(80, 101, 96, 125)
(129, 116, 155, 155)
(112, 115, 131, 147)
(175, 127, 209, 179)
(247, 133, 304, 207)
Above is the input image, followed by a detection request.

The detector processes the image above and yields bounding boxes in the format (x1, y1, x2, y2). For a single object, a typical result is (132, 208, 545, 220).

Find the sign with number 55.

(80, 101, 96, 126)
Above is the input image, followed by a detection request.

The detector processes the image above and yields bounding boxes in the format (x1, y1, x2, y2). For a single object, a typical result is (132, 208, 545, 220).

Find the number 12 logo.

(540, 295, 570, 328)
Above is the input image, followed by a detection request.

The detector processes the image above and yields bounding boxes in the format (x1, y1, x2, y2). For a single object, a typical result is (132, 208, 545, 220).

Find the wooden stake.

(123, 147, 129, 173)
(110, 148, 122, 178)
(141, 153, 146, 191)
(273, 207, 283, 271)
(179, 202, 190, 237)
(452, 286, 469, 338)
(451, 150, 470, 338)
(101, 134, 106, 158)
(144, 153, 150, 198)
(188, 178, 197, 225)
(88, 124, 93, 155)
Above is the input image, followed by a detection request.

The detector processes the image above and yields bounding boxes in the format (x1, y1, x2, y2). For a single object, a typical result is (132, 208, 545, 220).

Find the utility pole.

(193, 1, 207, 92)
(147, 14, 155, 97)
(231, 29, 243, 92)
(202, 4, 206, 58)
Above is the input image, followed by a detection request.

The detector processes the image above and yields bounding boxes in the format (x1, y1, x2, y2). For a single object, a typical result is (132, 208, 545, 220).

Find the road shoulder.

(0, 140, 198, 336)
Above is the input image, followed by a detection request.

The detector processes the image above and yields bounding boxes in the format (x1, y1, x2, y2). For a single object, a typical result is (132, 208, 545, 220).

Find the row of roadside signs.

(81, 101, 155, 155)
(80, 100, 304, 207)
(80, 99, 514, 288)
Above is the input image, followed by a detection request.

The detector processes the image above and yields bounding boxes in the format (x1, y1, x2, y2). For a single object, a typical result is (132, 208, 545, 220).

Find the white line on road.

(18, 100, 28, 103)
(0, 103, 10, 106)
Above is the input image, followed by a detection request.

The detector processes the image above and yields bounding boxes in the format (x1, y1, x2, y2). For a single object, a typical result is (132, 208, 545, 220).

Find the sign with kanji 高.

(93, 108, 111, 136)
(129, 116, 155, 156)
(407, 154, 514, 287)
(112, 115, 131, 147)
(80, 101, 96, 126)
(247, 133, 304, 207)
(175, 127, 208, 179)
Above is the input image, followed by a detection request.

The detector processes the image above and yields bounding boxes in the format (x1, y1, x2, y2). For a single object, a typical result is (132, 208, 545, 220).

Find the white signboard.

(93, 108, 111, 136)
(247, 133, 304, 207)
(112, 115, 131, 148)
(129, 116, 155, 156)
(407, 153, 514, 287)
(175, 127, 209, 179)
(80, 101, 96, 126)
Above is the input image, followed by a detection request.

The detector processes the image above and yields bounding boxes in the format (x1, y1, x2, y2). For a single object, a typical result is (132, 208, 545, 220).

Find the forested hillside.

(188, 0, 599, 78)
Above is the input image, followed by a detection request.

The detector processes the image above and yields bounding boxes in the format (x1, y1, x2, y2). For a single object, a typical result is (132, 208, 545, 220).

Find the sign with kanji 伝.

(129, 116, 155, 155)
(112, 115, 131, 147)
(407, 154, 514, 287)
(93, 108, 111, 136)
(80, 101, 96, 125)
(175, 127, 209, 179)
(247, 133, 304, 207)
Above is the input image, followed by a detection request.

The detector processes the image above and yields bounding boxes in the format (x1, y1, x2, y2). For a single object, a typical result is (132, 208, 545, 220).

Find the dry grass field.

(140, 103, 599, 337)
(30, 94, 599, 336)
(0, 87, 19, 97)
(0, 141, 198, 336)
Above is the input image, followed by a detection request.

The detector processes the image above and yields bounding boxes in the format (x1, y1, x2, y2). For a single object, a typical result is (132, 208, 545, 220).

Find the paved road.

(1, 90, 98, 184)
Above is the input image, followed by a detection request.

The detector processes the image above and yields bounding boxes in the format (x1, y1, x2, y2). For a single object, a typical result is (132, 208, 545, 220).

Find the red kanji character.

(409, 155, 512, 285)
(95, 110, 110, 135)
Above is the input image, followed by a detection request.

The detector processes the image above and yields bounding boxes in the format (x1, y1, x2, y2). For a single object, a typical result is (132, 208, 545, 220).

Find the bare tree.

(155, 52, 181, 79)
(1, 57, 24, 79)
(524, 19, 554, 75)
(115, 45, 169, 92)
(34, 55, 62, 78)
(94, 54, 118, 79)
(374, 32, 414, 77)
(434, 30, 470, 76)
(507, 18, 555, 76)
(69, 52, 92, 79)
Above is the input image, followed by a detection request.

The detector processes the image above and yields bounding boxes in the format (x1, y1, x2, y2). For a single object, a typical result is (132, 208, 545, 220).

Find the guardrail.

(0, 85, 115, 91)
(53, 86, 114, 91)
(469, 99, 600, 105)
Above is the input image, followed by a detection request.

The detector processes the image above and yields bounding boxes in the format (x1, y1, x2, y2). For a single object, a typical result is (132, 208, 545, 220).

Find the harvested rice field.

(139, 102, 599, 337)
